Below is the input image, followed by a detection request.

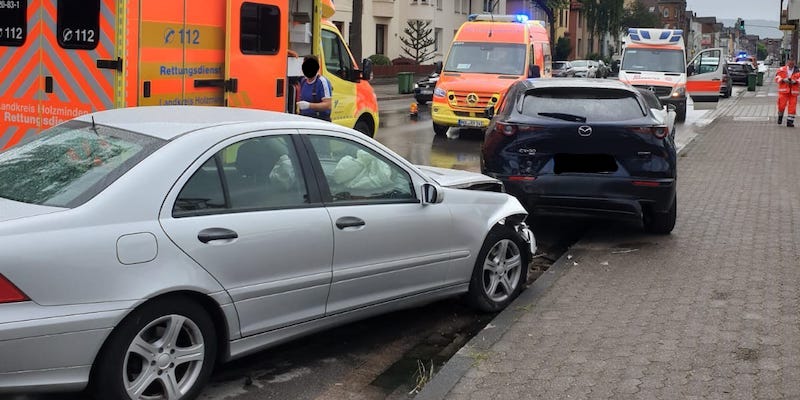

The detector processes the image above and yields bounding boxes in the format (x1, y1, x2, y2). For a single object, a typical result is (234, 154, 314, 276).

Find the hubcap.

(482, 239, 522, 302)
(123, 315, 205, 400)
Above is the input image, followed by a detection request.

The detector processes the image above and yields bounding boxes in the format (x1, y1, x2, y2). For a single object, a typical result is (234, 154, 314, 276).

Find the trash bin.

(757, 71, 764, 86)
(747, 73, 757, 91)
(398, 72, 414, 94)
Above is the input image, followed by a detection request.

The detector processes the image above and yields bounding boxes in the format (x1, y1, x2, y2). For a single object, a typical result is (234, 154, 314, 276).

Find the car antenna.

(91, 115, 100, 135)
(488, 1, 495, 37)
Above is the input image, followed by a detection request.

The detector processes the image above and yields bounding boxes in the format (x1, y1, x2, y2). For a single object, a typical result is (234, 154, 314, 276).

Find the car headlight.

(671, 86, 686, 98)
(434, 87, 446, 98)
(414, 83, 419, 89)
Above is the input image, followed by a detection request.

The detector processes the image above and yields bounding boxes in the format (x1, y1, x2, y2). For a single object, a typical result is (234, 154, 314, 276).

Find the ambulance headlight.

(671, 86, 685, 98)
(434, 88, 446, 98)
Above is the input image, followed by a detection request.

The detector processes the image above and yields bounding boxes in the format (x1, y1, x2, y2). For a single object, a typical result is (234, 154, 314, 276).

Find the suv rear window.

(0, 121, 164, 208)
(522, 88, 645, 122)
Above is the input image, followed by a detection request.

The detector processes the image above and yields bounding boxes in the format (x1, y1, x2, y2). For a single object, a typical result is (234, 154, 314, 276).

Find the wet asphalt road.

(4, 89, 716, 400)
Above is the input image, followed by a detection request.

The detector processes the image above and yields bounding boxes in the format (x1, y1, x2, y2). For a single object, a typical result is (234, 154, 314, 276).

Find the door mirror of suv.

(434, 61, 443, 74)
(528, 65, 541, 78)
(421, 183, 443, 204)
(666, 103, 677, 113)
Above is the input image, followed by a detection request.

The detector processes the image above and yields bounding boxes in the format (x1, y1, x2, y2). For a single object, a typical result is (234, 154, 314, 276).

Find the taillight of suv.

(0, 274, 29, 303)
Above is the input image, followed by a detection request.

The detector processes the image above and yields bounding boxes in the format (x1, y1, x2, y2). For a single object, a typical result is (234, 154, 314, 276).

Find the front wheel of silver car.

(466, 226, 529, 312)
(92, 297, 217, 400)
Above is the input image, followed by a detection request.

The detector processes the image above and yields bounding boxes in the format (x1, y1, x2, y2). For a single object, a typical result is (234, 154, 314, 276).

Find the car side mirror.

(434, 61, 443, 74)
(666, 103, 677, 112)
(361, 58, 373, 81)
(528, 65, 541, 78)
(485, 105, 495, 119)
(421, 183, 443, 204)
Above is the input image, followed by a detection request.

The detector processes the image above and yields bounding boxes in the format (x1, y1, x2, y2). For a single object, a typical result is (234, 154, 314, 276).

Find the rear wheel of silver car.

(433, 122, 449, 136)
(92, 297, 217, 400)
(467, 226, 529, 312)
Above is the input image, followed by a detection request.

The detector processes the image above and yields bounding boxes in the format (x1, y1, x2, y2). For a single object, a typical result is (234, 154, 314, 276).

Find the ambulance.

(0, 0, 379, 150)
(431, 14, 551, 136)
(618, 28, 724, 121)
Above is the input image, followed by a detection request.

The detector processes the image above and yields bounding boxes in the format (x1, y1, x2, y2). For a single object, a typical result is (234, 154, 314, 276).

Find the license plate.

(458, 119, 483, 127)
(420, 89, 433, 95)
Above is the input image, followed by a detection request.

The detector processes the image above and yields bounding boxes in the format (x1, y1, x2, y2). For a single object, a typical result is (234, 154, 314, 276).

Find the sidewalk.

(418, 71, 800, 399)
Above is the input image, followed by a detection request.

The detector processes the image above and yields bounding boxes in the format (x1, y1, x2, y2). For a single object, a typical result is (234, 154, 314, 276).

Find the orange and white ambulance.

(618, 28, 723, 121)
(431, 14, 551, 135)
(0, 0, 379, 150)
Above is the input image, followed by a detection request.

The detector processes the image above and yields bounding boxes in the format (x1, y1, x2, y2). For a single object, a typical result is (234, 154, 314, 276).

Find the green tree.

(400, 20, 436, 64)
(537, 0, 570, 49)
(580, 0, 625, 36)
(621, 0, 661, 30)
(554, 36, 571, 61)
(757, 43, 768, 60)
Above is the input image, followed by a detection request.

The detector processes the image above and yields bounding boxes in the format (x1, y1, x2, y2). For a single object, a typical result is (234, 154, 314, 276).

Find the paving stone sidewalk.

(418, 72, 800, 399)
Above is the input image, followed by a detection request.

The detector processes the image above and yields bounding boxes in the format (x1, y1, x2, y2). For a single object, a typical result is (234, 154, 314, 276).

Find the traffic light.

(739, 20, 745, 31)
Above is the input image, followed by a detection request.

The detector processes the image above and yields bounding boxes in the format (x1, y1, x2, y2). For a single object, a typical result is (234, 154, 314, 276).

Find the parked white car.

(0, 107, 535, 400)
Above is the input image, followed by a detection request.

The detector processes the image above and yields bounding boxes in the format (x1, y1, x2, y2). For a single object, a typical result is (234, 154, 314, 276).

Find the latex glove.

(297, 101, 310, 111)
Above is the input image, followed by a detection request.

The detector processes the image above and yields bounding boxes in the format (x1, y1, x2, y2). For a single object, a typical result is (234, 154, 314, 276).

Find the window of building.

(663, 8, 669, 18)
(333, 21, 344, 37)
(57, 0, 101, 50)
(0, 1, 26, 46)
(483, 0, 492, 13)
(240, 2, 281, 55)
(435, 27, 442, 52)
(577, 10, 582, 28)
(376, 24, 387, 55)
(436, 0, 442, 10)
(462, 0, 470, 14)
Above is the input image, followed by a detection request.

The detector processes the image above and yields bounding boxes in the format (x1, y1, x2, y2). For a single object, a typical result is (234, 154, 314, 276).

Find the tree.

(349, 0, 363, 63)
(580, 0, 625, 36)
(554, 36, 571, 61)
(757, 43, 768, 60)
(621, 0, 661, 30)
(400, 20, 436, 64)
(538, 0, 569, 49)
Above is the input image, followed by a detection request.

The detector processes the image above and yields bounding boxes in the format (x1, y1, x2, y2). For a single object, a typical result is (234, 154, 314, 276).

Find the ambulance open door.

(687, 48, 724, 110)
(224, 0, 288, 111)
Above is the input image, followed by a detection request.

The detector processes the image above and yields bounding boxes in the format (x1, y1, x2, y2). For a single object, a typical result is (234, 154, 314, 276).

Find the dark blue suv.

(482, 79, 677, 233)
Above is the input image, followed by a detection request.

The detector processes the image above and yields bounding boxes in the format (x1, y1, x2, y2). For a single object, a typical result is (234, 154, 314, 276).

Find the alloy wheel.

(481, 239, 522, 303)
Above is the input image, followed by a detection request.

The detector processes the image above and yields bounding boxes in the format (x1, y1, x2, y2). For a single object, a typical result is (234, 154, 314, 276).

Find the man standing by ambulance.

(776, 57, 800, 127)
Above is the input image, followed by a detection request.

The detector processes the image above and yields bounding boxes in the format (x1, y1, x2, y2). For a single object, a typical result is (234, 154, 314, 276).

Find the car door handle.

(335, 217, 365, 230)
(197, 227, 238, 243)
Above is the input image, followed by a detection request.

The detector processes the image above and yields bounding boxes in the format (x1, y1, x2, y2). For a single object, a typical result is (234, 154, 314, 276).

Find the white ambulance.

(619, 28, 723, 121)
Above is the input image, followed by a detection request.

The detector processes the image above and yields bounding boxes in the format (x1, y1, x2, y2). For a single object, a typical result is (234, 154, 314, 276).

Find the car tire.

(433, 122, 449, 136)
(676, 103, 687, 122)
(92, 297, 217, 400)
(354, 120, 373, 138)
(644, 195, 677, 234)
(466, 225, 529, 312)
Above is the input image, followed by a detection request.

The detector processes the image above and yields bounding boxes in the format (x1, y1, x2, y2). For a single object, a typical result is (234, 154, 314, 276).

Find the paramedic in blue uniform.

(296, 56, 333, 121)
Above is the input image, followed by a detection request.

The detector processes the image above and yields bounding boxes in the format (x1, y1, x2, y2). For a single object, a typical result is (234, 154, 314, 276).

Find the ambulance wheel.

(354, 120, 373, 138)
(676, 103, 687, 122)
(433, 122, 449, 136)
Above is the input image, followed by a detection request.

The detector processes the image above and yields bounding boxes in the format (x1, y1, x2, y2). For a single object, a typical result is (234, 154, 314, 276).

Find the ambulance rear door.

(224, 0, 287, 111)
(0, 0, 39, 149)
(1, 0, 120, 150)
(687, 47, 723, 110)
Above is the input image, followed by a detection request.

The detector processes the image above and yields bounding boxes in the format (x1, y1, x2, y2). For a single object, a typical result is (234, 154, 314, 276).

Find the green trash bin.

(398, 72, 414, 94)
(757, 71, 764, 86)
(747, 73, 757, 91)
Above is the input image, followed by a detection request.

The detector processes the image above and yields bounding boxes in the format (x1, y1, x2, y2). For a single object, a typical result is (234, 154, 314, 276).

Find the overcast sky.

(685, 0, 781, 21)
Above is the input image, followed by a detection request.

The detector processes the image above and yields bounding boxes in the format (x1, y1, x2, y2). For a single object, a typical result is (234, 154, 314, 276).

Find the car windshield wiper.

(538, 112, 587, 123)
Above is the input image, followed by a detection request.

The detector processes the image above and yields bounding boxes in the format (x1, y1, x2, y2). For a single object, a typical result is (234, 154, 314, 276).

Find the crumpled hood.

(437, 73, 518, 95)
(415, 165, 500, 189)
(0, 198, 64, 223)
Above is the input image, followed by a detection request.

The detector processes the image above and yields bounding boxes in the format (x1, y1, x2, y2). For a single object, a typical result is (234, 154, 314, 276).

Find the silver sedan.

(0, 107, 535, 400)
